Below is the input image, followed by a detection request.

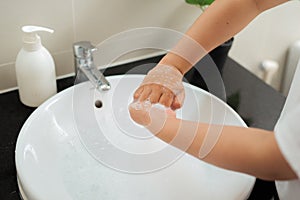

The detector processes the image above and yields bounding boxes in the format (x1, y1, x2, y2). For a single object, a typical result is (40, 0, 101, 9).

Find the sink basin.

(15, 74, 255, 200)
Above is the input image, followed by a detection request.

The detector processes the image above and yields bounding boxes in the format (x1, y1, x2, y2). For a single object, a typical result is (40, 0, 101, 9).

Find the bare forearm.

(186, 0, 288, 52)
(160, 0, 288, 74)
(153, 117, 297, 181)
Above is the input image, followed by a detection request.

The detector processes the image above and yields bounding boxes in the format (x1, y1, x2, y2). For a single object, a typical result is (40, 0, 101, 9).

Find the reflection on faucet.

(73, 41, 111, 91)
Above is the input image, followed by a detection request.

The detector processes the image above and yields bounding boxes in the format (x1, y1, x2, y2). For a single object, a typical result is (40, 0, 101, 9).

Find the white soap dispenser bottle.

(15, 25, 57, 107)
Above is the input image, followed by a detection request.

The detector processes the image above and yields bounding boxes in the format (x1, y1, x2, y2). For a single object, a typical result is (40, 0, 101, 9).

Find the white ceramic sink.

(16, 75, 255, 200)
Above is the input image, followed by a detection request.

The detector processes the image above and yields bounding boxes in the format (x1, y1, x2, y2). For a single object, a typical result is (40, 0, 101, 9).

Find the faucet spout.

(73, 41, 111, 91)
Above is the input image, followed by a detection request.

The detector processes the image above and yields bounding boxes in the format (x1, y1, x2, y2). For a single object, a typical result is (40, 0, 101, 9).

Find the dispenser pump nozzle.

(22, 25, 54, 51)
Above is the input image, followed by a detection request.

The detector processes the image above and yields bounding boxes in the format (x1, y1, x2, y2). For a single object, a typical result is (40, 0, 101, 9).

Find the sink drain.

(94, 100, 103, 108)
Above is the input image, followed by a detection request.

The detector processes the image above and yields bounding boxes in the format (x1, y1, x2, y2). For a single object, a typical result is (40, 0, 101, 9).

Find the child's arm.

(160, 0, 289, 74)
(128, 106, 297, 181)
(133, 0, 289, 109)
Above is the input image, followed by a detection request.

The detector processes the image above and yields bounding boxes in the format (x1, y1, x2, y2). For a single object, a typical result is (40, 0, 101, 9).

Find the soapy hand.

(128, 101, 176, 133)
(133, 64, 185, 110)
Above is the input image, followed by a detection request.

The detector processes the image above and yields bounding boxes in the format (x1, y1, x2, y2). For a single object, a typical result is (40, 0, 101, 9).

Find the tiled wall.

(0, 0, 200, 93)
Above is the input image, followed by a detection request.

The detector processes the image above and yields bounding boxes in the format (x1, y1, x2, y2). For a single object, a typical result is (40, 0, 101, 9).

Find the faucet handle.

(73, 41, 97, 58)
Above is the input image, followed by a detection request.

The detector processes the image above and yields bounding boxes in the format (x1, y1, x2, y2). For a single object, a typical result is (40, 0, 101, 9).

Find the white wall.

(229, 1, 300, 91)
(0, 0, 200, 93)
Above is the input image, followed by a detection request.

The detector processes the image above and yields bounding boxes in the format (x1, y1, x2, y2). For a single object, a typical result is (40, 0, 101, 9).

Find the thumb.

(147, 105, 168, 135)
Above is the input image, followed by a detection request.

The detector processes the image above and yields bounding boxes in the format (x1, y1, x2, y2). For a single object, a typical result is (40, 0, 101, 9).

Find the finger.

(171, 97, 181, 110)
(149, 85, 163, 104)
(171, 93, 185, 110)
(133, 86, 144, 100)
(159, 91, 173, 108)
(139, 86, 152, 101)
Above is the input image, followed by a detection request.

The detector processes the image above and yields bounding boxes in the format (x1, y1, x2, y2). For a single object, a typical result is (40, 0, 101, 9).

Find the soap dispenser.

(15, 25, 57, 107)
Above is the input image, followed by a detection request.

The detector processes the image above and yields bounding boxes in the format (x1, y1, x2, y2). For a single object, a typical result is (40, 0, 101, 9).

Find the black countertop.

(0, 56, 285, 199)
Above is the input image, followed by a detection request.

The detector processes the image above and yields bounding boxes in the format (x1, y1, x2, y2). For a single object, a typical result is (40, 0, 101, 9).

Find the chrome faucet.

(73, 41, 111, 91)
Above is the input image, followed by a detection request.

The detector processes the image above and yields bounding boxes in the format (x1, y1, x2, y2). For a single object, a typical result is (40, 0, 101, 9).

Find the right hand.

(132, 64, 185, 110)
